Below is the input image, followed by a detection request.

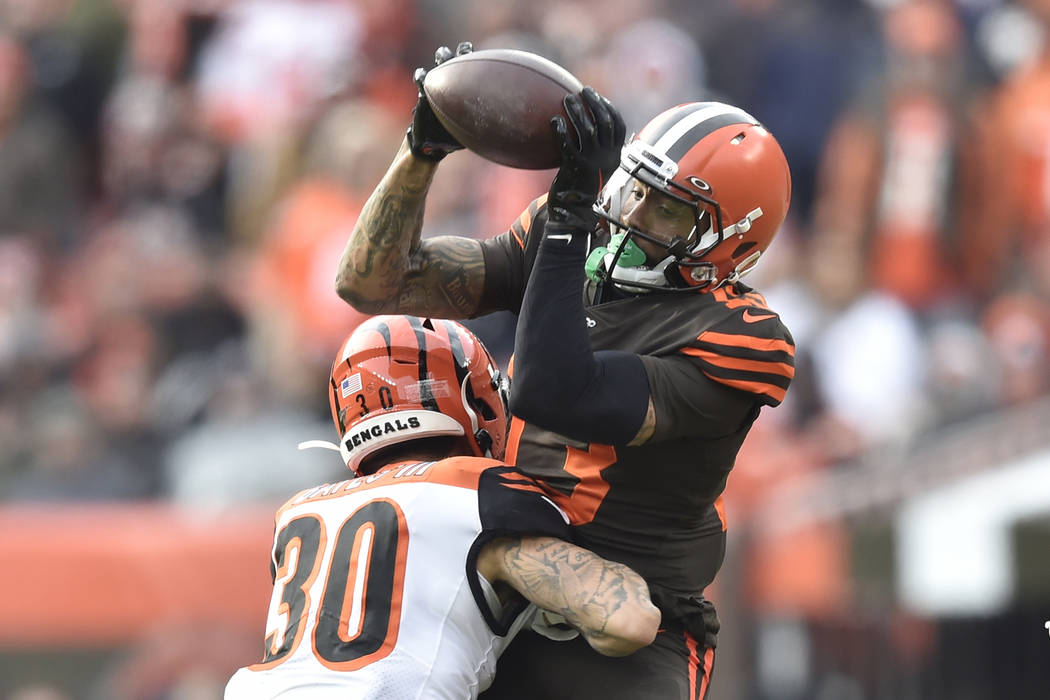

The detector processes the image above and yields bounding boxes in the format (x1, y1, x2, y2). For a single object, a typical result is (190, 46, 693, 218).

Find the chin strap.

(297, 440, 342, 453)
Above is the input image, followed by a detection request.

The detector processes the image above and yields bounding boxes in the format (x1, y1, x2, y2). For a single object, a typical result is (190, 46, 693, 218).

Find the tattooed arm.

(334, 139, 488, 319)
(477, 535, 660, 656)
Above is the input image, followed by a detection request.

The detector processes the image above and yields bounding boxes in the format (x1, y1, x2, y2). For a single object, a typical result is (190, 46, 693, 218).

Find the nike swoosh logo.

(547, 233, 573, 242)
(742, 309, 777, 323)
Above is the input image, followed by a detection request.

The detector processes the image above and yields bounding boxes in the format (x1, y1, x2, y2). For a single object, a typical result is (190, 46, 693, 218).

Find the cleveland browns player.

(335, 44, 795, 700)
(224, 315, 659, 699)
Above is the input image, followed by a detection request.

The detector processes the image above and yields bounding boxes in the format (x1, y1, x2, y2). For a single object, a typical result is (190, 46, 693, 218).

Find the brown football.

(422, 49, 583, 170)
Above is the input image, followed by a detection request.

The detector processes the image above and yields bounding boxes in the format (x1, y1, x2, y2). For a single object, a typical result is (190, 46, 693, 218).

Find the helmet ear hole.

(473, 398, 497, 421)
(464, 381, 498, 421)
(731, 241, 756, 258)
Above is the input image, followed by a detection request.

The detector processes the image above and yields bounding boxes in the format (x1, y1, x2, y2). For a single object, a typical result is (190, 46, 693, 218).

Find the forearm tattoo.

(337, 147, 485, 318)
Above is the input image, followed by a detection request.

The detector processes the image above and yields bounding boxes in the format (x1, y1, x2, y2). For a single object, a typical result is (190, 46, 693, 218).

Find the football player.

(224, 315, 659, 699)
(335, 44, 795, 700)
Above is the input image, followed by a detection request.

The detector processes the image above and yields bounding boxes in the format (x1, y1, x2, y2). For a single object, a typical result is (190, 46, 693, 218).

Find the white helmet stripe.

(651, 104, 758, 159)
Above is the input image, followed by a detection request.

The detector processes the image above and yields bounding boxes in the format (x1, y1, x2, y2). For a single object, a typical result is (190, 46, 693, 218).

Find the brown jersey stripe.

(681, 346, 794, 378)
(694, 330, 794, 355)
(695, 357, 792, 388)
(687, 341, 794, 368)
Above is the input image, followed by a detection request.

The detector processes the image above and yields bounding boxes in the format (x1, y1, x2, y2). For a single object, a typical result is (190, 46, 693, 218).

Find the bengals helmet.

(326, 315, 509, 475)
(592, 101, 791, 293)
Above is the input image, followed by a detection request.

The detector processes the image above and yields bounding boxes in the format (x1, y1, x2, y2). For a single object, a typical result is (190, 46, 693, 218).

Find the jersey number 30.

(251, 499, 408, 672)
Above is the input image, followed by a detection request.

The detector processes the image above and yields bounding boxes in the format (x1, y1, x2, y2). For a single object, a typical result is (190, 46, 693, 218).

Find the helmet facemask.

(590, 140, 728, 294)
(588, 104, 781, 296)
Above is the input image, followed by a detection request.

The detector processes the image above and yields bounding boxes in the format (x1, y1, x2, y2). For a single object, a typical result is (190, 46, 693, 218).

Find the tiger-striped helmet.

(328, 315, 509, 474)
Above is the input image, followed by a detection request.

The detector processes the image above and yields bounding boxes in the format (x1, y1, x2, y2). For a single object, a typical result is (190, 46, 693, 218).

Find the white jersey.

(225, 457, 569, 699)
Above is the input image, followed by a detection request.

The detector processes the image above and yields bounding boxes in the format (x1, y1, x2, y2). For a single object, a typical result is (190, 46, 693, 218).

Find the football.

(422, 49, 583, 170)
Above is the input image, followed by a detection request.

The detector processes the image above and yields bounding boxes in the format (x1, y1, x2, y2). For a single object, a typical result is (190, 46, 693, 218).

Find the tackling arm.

(477, 535, 660, 657)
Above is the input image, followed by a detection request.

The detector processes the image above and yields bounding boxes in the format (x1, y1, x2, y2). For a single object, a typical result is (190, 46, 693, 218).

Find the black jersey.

(479, 197, 795, 595)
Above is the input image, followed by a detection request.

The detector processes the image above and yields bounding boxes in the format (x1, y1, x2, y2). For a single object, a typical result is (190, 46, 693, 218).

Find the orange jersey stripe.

(687, 631, 700, 699)
(697, 647, 715, 699)
(517, 207, 533, 234)
(703, 373, 788, 404)
(713, 495, 727, 532)
(681, 346, 795, 378)
(504, 416, 526, 464)
(712, 287, 768, 309)
(695, 330, 794, 355)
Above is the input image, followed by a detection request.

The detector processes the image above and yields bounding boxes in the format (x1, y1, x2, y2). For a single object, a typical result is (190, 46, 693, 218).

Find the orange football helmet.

(594, 101, 792, 292)
(326, 315, 509, 475)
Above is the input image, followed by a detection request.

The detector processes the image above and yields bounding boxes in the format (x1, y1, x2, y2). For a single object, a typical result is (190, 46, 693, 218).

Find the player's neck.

(358, 437, 462, 475)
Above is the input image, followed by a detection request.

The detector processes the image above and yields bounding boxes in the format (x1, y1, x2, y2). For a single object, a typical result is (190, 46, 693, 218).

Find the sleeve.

(475, 465, 570, 539)
(466, 464, 572, 635)
(509, 222, 650, 445)
(637, 291, 795, 441)
(477, 195, 548, 314)
(639, 354, 761, 441)
(679, 300, 796, 407)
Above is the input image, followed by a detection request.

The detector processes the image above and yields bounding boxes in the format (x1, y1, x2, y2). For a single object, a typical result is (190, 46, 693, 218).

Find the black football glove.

(547, 86, 626, 230)
(407, 42, 473, 162)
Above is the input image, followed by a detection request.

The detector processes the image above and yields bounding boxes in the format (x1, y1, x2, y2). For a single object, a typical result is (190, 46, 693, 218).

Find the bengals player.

(336, 45, 794, 700)
(224, 316, 659, 699)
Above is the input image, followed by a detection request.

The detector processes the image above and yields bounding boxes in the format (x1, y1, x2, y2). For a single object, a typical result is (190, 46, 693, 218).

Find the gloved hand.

(547, 87, 626, 229)
(407, 42, 472, 162)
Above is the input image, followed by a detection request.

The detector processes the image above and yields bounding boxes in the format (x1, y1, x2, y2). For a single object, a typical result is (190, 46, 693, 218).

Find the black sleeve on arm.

(510, 222, 650, 444)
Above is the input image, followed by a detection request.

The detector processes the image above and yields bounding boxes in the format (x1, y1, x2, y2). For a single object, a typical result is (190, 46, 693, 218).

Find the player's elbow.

(334, 274, 390, 314)
(507, 389, 546, 426)
(585, 602, 661, 657)
(508, 376, 584, 433)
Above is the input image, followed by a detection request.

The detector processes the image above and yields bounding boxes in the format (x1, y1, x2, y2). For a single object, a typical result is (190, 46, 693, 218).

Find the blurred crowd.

(2, 0, 1049, 508)
(3, 0, 1050, 697)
